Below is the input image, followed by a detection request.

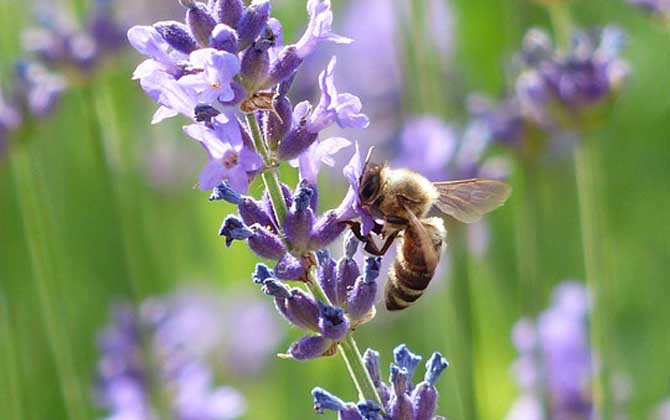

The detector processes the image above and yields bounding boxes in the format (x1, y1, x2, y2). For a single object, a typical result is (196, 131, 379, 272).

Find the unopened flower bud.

(346, 275, 377, 322)
(393, 344, 423, 382)
(363, 349, 382, 386)
(411, 353, 448, 420)
(309, 211, 346, 250)
(258, 279, 289, 299)
(288, 335, 331, 360)
(154, 21, 197, 54)
(252, 263, 275, 284)
(357, 401, 383, 420)
(209, 181, 241, 203)
(219, 215, 253, 246)
(263, 46, 302, 89)
(412, 383, 437, 420)
(276, 124, 318, 161)
(312, 387, 347, 413)
(286, 289, 320, 331)
(213, 0, 243, 28)
(317, 302, 349, 340)
(240, 40, 270, 93)
(266, 95, 292, 150)
(209, 23, 238, 52)
(274, 253, 304, 280)
(284, 182, 315, 253)
(247, 224, 286, 260)
(184, 1, 217, 47)
(237, 0, 271, 51)
(336, 246, 360, 307)
(424, 352, 449, 385)
(238, 196, 274, 228)
(316, 249, 338, 304)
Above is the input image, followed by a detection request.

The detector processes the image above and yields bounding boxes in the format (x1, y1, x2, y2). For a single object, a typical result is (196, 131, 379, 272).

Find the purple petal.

(198, 158, 229, 191)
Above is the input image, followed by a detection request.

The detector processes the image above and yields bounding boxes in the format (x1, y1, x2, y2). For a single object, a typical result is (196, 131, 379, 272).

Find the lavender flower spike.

(347, 257, 381, 321)
(311, 345, 450, 420)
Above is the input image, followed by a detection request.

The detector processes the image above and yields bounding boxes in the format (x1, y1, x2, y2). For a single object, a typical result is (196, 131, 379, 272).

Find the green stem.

(9, 133, 89, 420)
(547, 1, 573, 50)
(245, 113, 287, 223)
(513, 158, 541, 313)
(573, 138, 612, 418)
(305, 270, 383, 408)
(245, 112, 383, 408)
(0, 290, 23, 420)
(449, 226, 479, 420)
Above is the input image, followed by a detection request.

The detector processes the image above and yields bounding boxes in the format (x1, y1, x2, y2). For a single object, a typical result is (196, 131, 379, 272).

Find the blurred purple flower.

(392, 116, 456, 181)
(628, 0, 670, 20)
(505, 281, 595, 420)
(651, 399, 670, 420)
(516, 27, 629, 127)
(96, 287, 282, 419)
(14, 61, 66, 118)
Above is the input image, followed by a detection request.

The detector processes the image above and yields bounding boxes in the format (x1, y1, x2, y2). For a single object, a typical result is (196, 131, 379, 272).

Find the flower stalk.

(8, 127, 89, 420)
(573, 136, 613, 418)
(245, 111, 383, 410)
(246, 112, 288, 224)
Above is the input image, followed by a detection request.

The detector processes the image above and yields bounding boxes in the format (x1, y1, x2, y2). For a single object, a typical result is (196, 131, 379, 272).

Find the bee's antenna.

(363, 146, 375, 172)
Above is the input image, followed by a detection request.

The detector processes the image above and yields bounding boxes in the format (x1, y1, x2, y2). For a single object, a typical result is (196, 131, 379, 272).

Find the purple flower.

(628, 0, 670, 20)
(335, 142, 376, 236)
(651, 399, 670, 420)
(516, 27, 629, 127)
(392, 116, 456, 181)
(275, 58, 367, 162)
(294, 136, 351, 188)
(0, 91, 21, 135)
(294, 0, 353, 59)
(306, 56, 369, 132)
(178, 48, 241, 104)
(14, 61, 65, 118)
(184, 114, 263, 192)
(141, 70, 198, 123)
(505, 281, 595, 420)
(311, 345, 449, 420)
(127, 25, 183, 80)
(96, 288, 269, 420)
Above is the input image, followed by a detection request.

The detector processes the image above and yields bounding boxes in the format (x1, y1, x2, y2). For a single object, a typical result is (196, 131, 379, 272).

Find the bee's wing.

(432, 178, 512, 223)
(402, 204, 440, 271)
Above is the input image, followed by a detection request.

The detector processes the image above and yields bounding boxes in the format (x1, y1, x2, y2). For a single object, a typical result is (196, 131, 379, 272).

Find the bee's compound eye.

(360, 174, 380, 202)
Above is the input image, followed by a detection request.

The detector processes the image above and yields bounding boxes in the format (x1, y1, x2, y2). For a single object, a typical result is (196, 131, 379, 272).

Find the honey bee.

(346, 148, 512, 311)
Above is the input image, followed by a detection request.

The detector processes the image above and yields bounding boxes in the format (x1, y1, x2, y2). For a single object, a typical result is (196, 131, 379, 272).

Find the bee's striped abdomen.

(385, 248, 435, 310)
(384, 218, 444, 311)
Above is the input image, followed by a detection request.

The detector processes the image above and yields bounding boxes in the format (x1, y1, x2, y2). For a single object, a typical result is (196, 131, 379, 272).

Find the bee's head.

(358, 147, 383, 205)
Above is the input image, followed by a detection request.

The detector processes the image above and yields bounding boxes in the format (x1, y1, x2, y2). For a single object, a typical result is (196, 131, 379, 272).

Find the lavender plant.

(504, 281, 632, 420)
(127, 0, 453, 417)
(95, 289, 255, 420)
(0, 0, 124, 151)
(628, 0, 670, 23)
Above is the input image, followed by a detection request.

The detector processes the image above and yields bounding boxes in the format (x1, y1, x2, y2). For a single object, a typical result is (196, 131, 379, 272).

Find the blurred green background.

(1, 0, 669, 419)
